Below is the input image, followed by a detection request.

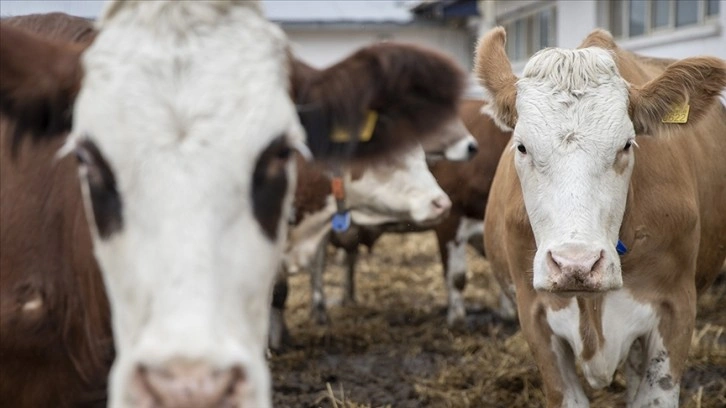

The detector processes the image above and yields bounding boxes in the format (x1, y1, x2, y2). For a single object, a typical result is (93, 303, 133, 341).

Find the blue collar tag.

(616, 240, 628, 256)
(332, 211, 351, 233)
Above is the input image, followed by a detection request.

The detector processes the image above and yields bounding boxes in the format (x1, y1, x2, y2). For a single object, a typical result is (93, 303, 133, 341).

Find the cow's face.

(1, 4, 471, 406)
(475, 27, 726, 294)
(421, 115, 478, 162)
(511, 47, 634, 293)
(69, 3, 298, 407)
(346, 144, 451, 226)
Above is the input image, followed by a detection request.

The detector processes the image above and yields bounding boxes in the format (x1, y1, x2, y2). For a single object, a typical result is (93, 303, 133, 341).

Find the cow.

(0, 13, 110, 408)
(476, 26, 726, 407)
(310, 99, 513, 328)
(290, 57, 478, 163)
(0, 2, 468, 408)
(269, 141, 452, 349)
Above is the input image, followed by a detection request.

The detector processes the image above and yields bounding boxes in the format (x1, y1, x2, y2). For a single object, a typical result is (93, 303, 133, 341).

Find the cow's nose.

(467, 140, 478, 156)
(135, 361, 245, 408)
(546, 245, 606, 291)
(432, 194, 452, 215)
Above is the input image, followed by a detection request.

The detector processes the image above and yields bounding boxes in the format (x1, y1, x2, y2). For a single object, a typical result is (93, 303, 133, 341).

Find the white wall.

(556, 0, 726, 59)
(556, 1, 599, 49)
(618, 3, 726, 59)
(0, 0, 104, 18)
(284, 25, 474, 70)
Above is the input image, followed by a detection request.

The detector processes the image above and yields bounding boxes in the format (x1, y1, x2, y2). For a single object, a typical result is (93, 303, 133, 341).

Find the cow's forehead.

(514, 47, 633, 149)
(71, 0, 301, 178)
(521, 47, 623, 90)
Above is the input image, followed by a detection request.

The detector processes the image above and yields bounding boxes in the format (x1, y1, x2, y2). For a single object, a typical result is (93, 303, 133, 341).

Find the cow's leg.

(268, 267, 289, 350)
(519, 297, 589, 408)
(626, 302, 694, 408)
(626, 333, 682, 408)
(342, 245, 359, 305)
(435, 213, 467, 326)
(624, 337, 645, 404)
(498, 291, 518, 320)
(309, 238, 329, 325)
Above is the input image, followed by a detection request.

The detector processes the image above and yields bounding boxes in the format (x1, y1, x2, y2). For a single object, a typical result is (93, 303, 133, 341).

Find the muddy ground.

(270, 232, 726, 408)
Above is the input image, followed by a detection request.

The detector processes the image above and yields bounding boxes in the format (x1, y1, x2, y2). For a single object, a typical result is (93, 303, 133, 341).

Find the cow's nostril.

(547, 250, 562, 270)
(136, 362, 246, 407)
(432, 195, 452, 212)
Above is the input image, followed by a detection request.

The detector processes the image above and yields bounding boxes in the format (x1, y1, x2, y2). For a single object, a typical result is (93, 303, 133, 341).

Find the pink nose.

(135, 361, 245, 408)
(431, 194, 452, 216)
(547, 245, 606, 291)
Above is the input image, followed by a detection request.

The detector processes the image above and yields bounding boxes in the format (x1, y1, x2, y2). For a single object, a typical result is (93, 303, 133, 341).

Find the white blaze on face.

(513, 47, 636, 293)
(346, 145, 451, 226)
(69, 2, 302, 407)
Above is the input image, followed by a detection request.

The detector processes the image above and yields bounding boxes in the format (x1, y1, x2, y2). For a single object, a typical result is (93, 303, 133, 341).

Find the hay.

(271, 232, 726, 407)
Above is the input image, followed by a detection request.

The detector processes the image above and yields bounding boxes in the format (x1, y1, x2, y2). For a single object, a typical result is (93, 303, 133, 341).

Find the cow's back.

(0, 14, 112, 408)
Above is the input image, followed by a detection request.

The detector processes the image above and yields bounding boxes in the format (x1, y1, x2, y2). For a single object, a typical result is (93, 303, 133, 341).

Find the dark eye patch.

(75, 139, 123, 239)
(252, 136, 291, 240)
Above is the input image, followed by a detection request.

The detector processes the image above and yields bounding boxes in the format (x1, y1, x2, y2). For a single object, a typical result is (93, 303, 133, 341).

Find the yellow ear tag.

(331, 128, 352, 143)
(358, 110, 378, 142)
(661, 103, 689, 124)
(330, 110, 378, 143)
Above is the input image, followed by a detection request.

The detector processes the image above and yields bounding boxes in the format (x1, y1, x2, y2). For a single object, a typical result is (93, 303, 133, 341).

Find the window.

(609, 0, 721, 39)
(503, 4, 557, 62)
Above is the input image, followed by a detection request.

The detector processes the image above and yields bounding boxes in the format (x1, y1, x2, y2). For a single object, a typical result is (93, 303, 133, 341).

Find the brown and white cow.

(0, 2, 467, 407)
(0, 13, 110, 408)
(269, 140, 452, 348)
(477, 27, 726, 407)
(316, 99, 513, 328)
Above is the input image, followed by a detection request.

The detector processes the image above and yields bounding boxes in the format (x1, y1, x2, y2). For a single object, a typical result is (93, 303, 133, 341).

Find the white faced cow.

(478, 27, 726, 407)
(270, 143, 450, 348)
(0, 2, 467, 407)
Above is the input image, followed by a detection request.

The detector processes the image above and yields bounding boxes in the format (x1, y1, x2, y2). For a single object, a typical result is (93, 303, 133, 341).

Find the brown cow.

(0, 4, 467, 407)
(478, 27, 726, 407)
(0, 14, 111, 408)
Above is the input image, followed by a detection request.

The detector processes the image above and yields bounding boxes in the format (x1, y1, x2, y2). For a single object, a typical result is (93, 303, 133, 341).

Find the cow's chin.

(546, 288, 616, 299)
(413, 212, 449, 228)
(350, 209, 449, 229)
(532, 261, 624, 296)
(532, 272, 624, 296)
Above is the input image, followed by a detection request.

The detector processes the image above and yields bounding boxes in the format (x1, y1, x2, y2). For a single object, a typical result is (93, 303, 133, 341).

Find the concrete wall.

(283, 24, 474, 71)
(0, 0, 103, 18)
(556, 1, 599, 49)
(556, 0, 726, 59)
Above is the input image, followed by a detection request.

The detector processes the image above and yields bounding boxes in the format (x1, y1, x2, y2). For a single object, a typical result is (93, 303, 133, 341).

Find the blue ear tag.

(331, 211, 351, 232)
(616, 240, 628, 256)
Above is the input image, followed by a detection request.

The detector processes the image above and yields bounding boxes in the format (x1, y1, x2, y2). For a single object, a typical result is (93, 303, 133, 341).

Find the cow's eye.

(251, 136, 291, 240)
(623, 140, 633, 151)
(74, 139, 123, 238)
(276, 145, 292, 161)
(517, 143, 527, 154)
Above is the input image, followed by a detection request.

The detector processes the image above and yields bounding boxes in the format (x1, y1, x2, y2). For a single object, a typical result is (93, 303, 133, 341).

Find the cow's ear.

(629, 57, 726, 135)
(474, 27, 518, 131)
(0, 22, 86, 153)
(293, 43, 466, 164)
